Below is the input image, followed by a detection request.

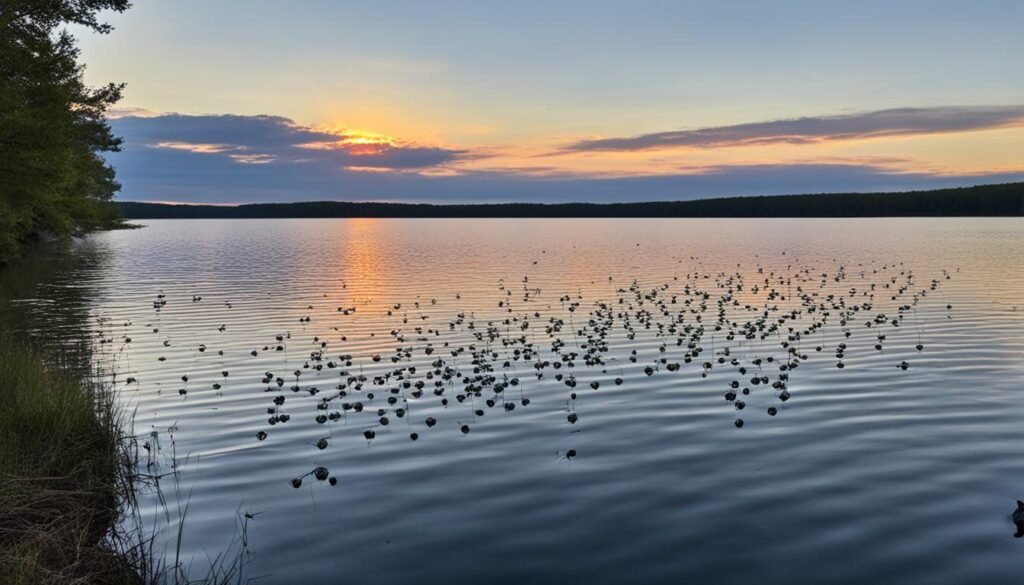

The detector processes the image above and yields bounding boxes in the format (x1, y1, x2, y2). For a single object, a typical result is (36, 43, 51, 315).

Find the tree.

(0, 0, 130, 263)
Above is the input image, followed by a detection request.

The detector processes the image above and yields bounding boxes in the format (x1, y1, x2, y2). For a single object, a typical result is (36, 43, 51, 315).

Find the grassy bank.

(0, 253, 140, 585)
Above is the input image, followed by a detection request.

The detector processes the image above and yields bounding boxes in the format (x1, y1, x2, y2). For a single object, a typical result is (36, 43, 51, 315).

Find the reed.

(0, 264, 140, 583)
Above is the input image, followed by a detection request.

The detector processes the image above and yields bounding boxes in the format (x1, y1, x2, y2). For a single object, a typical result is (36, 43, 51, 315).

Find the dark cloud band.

(112, 113, 467, 170)
(564, 106, 1024, 152)
(105, 109, 1024, 204)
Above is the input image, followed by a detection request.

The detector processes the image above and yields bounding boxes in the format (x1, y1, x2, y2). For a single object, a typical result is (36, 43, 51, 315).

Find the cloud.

(107, 106, 162, 119)
(111, 113, 468, 170)
(104, 108, 1024, 204)
(564, 106, 1024, 152)
(109, 143, 1024, 204)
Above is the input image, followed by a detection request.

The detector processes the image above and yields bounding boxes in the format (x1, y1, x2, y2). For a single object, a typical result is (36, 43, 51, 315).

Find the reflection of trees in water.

(1, 240, 109, 376)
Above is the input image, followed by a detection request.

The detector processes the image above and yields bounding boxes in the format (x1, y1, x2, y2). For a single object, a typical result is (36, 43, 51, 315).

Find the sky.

(75, 0, 1024, 204)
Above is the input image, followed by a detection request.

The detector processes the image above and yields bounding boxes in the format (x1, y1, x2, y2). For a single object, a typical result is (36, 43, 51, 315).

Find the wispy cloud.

(563, 106, 1024, 152)
(153, 141, 242, 154)
(107, 106, 162, 119)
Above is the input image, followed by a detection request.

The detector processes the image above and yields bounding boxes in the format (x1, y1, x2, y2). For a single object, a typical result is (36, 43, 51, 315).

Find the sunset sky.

(77, 1, 1024, 203)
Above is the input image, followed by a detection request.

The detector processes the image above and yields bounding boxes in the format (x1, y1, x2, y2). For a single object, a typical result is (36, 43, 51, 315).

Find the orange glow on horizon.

(198, 107, 1024, 180)
(298, 128, 399, 155)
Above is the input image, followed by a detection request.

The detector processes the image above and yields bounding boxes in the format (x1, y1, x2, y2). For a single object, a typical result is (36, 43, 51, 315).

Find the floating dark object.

(313, 467, 329, 481)
(316, 438, 328, 450)
(329, 476, 338, 486)
(734, 419, 744, 428)
(131, 256, 954, 448)
(565, 449, 577, 460)
(364, 430, 376, 440)
(290, 478, 302, 489)
(256, 431, 268, 441)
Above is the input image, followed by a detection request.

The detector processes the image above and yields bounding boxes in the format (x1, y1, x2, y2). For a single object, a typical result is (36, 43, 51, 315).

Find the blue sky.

(77, 1, 1024, 203)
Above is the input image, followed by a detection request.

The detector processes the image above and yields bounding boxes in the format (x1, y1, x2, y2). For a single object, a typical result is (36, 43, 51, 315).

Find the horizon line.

(117, 180, 1023, 208)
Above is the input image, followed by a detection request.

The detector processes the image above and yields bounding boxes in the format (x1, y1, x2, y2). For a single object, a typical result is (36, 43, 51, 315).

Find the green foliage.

(0, 4, 135, 580)
(0, 0, 130, 263)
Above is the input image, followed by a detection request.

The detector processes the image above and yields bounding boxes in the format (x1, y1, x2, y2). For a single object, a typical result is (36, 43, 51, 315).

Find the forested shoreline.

(120, 182, 1024, 219)
(1, 3, 139, 584)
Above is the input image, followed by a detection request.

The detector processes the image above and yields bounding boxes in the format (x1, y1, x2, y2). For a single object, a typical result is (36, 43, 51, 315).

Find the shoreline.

(0, 239, 247, 585)
(0, 248, 142, 584)
(117, 182, 1024, 220)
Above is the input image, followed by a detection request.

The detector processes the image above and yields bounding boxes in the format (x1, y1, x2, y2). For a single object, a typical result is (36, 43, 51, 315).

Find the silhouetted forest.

(120, 182, 1024, 219)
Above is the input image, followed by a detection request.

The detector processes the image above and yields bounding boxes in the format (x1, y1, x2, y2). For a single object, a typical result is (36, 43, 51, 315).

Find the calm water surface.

(20, 218, 1024, 584)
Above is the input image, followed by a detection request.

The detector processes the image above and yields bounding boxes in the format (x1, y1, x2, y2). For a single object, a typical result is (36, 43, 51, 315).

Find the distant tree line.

(120, 182, 1024, 219)
(0, 0, 129, 263)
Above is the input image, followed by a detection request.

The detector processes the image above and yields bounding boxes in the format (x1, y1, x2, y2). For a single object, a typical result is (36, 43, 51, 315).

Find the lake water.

(19, 218, 1024, 584)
